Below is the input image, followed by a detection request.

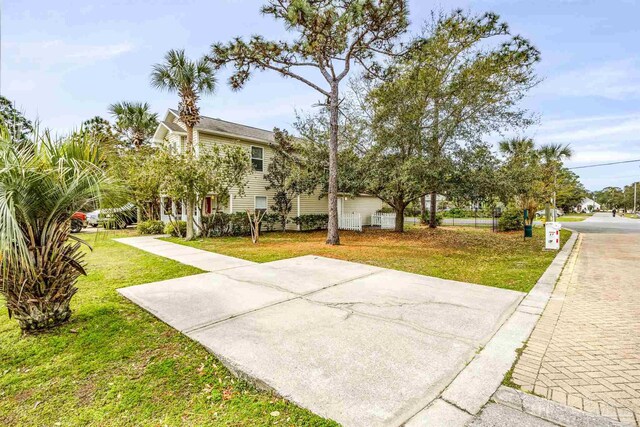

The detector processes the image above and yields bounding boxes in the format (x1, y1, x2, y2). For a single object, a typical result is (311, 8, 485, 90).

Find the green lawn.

(166, 226, 571, 293)
(0, 230, 336, 427)
(557, 213, 592, 222)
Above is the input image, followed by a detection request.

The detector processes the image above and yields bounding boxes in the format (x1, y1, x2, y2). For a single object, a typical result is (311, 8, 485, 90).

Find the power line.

(568, 159, 640, 170)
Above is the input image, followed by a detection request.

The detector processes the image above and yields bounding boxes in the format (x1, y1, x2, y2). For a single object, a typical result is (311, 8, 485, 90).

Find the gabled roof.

(168, 109, 275, 144)
(161, 120, 186, 133)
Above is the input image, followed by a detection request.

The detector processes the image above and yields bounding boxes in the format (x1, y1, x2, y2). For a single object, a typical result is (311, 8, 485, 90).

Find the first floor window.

(255, 196, 267, 211)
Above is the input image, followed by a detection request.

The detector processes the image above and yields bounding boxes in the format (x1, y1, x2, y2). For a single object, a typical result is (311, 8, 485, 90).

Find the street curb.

(491, 386, 629, 427)
(404, 231, 580, 424)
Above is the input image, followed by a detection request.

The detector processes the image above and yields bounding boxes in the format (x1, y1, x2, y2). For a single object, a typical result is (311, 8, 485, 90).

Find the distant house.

(574, 198, 601, 213)
(152, 109, 382, 230)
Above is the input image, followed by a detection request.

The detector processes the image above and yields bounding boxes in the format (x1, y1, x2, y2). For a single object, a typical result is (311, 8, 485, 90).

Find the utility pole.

(634, 182, 637, 213)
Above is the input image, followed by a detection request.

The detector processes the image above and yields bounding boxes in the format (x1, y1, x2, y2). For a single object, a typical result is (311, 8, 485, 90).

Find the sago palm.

(150, 49, 216, 240)
(108, 101, 159, 148)
(0, 126, 122, 332)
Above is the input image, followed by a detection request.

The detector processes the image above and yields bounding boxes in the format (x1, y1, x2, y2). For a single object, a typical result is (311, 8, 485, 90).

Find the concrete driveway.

(117, 238, 526, 426)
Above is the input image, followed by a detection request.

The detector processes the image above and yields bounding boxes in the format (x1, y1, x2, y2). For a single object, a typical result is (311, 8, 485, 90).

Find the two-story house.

(153, 109, 382, 230)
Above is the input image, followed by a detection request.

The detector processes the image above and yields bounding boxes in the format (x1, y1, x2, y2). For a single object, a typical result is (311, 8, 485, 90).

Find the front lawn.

(557, 213, 592, 222)
(166, 226, 571, 293)
(0, 230, 336, 427)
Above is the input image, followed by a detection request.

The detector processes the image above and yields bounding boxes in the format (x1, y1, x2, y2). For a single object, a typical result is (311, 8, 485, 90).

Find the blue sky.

(2, 0, 640, 190)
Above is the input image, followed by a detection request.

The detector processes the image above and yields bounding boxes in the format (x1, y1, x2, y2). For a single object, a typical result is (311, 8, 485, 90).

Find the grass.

(557, 213, 592, 223)
(166, 226, 570, 293)
(0, 230, 336, 427)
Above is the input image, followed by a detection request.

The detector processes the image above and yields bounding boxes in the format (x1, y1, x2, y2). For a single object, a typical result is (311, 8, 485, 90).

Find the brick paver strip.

(513, 233, 640, 426)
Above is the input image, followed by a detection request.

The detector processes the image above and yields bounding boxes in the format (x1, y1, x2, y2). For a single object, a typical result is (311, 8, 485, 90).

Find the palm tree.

(498, 137, 536, 157)
(0, 126, 122, 332)
(150, 49, 216, 240)
(539, 143, 573, 220)
(108, 101, 159, 149)
(499, 137, 541, 224)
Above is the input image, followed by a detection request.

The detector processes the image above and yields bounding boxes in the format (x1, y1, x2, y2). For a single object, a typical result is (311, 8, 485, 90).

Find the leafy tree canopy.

(0, 96, 34, 147)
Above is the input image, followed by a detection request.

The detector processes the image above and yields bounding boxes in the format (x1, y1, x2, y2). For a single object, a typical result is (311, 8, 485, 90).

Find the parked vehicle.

(535, 208, 564, 218)
(86, 209, 100, 227)
(70, 212, 87, 233)
(98, 203, 137, 229)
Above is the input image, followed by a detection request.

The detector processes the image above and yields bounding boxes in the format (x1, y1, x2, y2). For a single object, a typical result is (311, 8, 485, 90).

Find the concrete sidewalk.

(114, 235, 256, 271)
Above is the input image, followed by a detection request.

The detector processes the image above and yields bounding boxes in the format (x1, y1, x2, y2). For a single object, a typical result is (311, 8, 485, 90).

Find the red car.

(71, 212, 87, 233)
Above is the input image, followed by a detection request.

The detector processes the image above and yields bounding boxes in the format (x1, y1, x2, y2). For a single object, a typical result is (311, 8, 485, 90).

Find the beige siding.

(298, 192, 328, 215)
(198, 131, 277, 214)
(343, 196, 383, 225)
(160, 128, 383, 231)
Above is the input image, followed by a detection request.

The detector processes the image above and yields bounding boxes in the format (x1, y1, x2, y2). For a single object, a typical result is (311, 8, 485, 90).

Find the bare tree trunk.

(394, 204, 405, 232)
(185, 125, 195, 240)
(326, 82, 340, 245)
(429, 191, 438, 228)
(420, 195, 426, 224)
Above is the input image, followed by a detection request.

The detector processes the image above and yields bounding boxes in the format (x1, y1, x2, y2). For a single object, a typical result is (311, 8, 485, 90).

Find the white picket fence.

(371, 212, 396, 229)
(338, 213, 362, 232)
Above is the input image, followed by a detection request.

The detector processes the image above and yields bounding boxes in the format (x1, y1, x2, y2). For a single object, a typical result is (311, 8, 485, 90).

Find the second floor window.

(251, 146, 264, 172)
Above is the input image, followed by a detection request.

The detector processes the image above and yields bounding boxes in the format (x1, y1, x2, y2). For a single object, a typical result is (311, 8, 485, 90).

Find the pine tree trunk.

(326, 82, 340, 245)
(185, 125, 195, 240)
(429, 191, 438, 228)
(420, 195, 426, 224)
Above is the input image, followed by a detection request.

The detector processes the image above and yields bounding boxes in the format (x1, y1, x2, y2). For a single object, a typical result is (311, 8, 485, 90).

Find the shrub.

(292, 213, 329, 231)
(137, 220, 165, 235)
(498, 205, 524, 231)
(199, 212, 251, 237)
(262, 213, 281, 231)
(164, 220, 187, 237)
(421, 210, 443, 226)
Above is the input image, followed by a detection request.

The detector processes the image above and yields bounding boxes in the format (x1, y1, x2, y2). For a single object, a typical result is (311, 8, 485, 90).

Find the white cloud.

(537, 117, 640, 144)
(527, 112, 640, 175)
(537, 59, 640, 100)
(4, 40, 134, 70)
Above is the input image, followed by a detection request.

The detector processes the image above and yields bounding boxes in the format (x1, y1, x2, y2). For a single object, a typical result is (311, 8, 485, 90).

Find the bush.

(199, 212, 251, 237)
(262, 213, 281, 231)
(421, 210, 443, 226)
(137, 220, 165, 235)
(292, 214, 329, 231)
(164, 220, 187, 237)
(498, 205, 524, 231)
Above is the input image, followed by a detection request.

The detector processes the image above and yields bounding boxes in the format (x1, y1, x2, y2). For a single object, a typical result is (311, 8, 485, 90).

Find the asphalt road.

(563, 212, 640, 234)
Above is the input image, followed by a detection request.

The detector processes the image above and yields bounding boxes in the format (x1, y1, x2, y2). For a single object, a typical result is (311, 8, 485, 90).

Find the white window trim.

(254, 195, 268, 210)
(251, 145, 264, 172)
